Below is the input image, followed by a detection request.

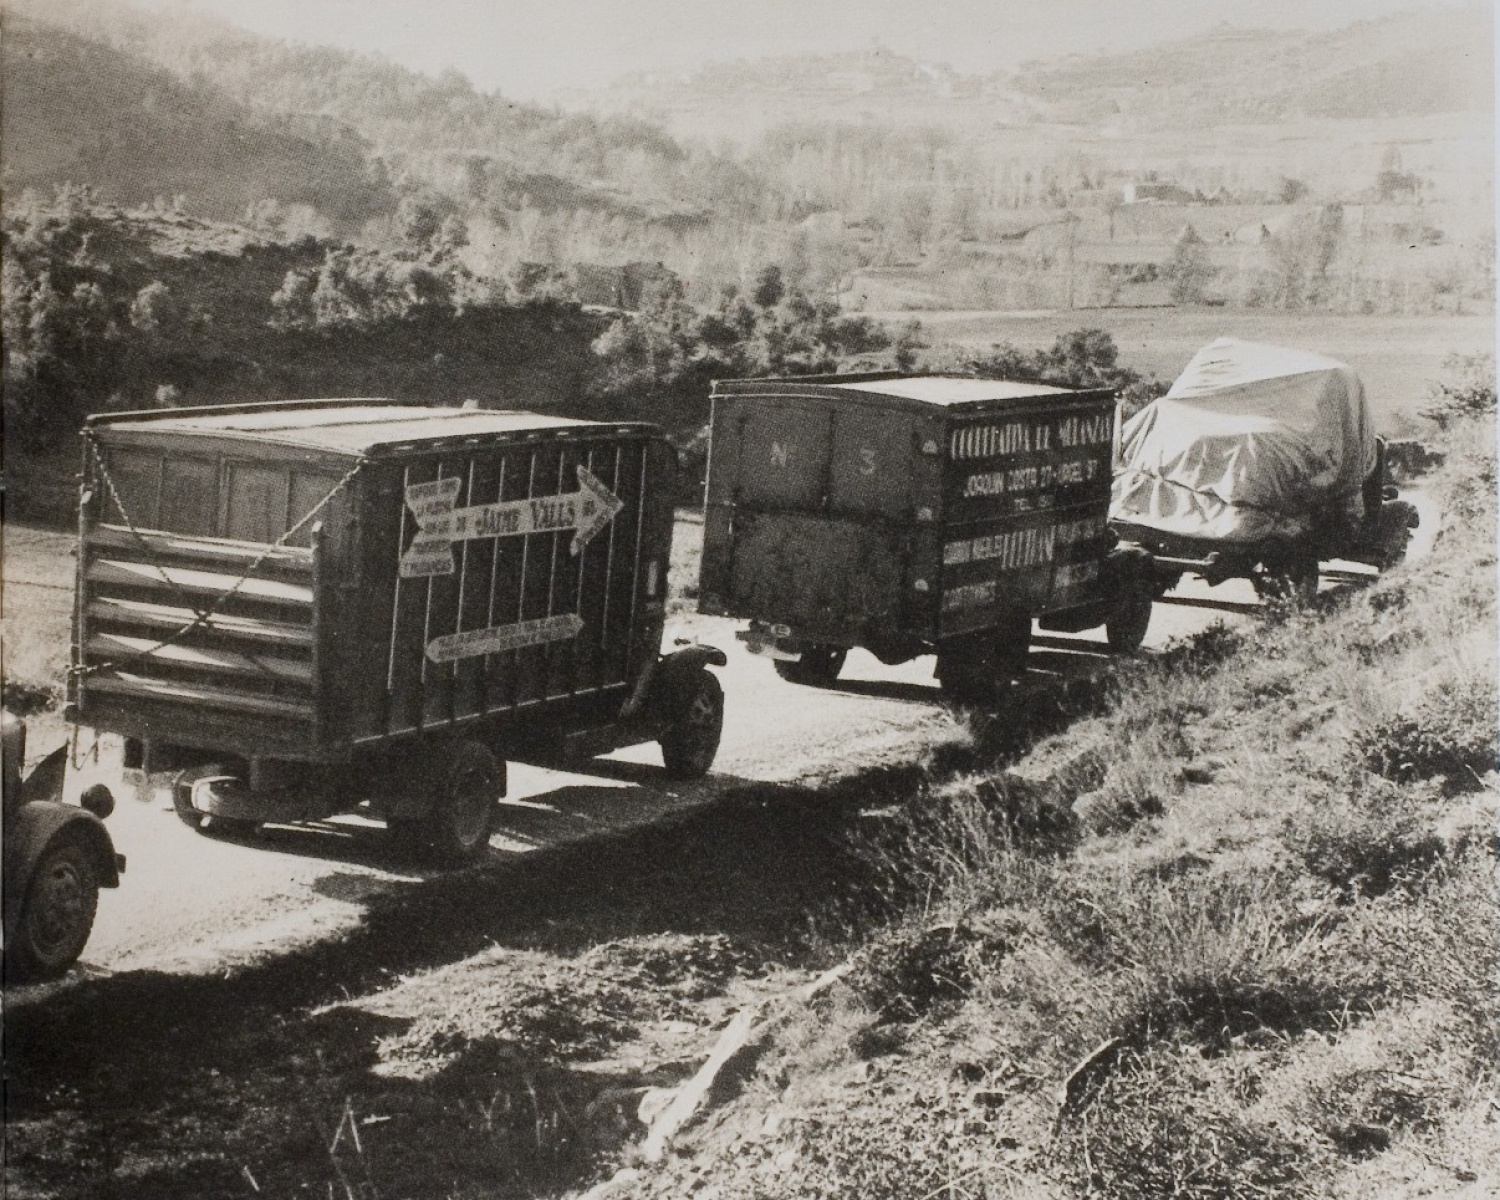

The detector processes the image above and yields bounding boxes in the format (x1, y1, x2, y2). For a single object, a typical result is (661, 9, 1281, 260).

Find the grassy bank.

(622, 418, 1498, 1198)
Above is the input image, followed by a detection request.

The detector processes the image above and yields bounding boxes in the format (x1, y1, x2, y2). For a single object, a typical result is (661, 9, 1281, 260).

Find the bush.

(1354, 675, 1497, 794)
(1419, 352, 1496, 429)
(1284, 789, 1450, 900)
(1054, 1047, 1313, 1200)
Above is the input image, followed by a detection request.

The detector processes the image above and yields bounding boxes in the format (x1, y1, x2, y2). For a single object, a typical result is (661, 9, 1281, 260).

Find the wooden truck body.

(71, 400, 725, 859)
(697, 373, 1154, 693)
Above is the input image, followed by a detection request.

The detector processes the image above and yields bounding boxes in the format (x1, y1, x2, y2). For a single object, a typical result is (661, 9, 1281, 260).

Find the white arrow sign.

(400, 466, 625, 578)
(426, 613, 584, 663)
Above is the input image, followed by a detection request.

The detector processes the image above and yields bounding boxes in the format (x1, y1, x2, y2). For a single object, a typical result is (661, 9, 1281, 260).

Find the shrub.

(1283, 792, 1449, 900)
(1354, 674, 1497, 794)
(1419, 352, 1496, 429)
(1054, 1047, 1313, 1200)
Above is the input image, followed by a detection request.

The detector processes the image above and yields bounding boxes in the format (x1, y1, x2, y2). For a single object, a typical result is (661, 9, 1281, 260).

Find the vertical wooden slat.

(309, 521, 325, 749)
(454, 453, 497, 720)
(482, 454, 512, 713)
(511, 449, 542, 706)
(420, 457, 463, 729)
(388, 460, 436, 734)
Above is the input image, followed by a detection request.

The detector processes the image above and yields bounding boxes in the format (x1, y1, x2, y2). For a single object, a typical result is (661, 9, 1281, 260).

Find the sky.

(137, 0, 1481, 101)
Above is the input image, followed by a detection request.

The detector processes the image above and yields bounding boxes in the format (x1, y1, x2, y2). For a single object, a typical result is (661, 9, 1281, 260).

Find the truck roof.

(711, 372, 1106, 413)
(86, 401, 651, 456)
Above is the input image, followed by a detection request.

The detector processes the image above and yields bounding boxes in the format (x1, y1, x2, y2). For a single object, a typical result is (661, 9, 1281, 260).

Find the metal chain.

(74, 435, 366, 680)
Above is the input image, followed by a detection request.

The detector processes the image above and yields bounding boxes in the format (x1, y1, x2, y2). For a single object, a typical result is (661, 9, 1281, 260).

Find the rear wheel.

(773, 644, 847, 686)
(421, 741, 502, 865)
(1254, 556, 1319, 604)
(1106, 593, 1153, 652)
(661, 669, 724, 779)
(1377, 501, 1419, 570)
(8, 837, 100, 982)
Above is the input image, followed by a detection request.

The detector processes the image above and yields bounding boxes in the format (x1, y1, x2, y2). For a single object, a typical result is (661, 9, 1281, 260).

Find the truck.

(696, 372, 1157, 698)
(70, 400, 726, 863)
(3, 710, 123, 981)
(1111, 339, 1419, 601)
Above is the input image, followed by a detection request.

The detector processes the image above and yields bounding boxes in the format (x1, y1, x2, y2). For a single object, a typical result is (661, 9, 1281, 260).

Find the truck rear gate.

(699, 374, 1122, 670)
(74, 404, 672, 764)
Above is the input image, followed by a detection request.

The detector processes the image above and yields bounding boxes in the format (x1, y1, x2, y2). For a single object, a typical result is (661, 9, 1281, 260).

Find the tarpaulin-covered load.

(1111, 338, 1377, 545)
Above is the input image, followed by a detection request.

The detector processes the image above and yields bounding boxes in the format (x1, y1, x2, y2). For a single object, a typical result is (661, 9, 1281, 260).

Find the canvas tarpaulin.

(1110, 338, 1377, 544)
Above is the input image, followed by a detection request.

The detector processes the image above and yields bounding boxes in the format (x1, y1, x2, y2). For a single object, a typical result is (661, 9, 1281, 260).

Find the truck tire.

(421, 741, 501, 865)
(773, 645, 847, 686)
(1254, 556, 1318, 604)
(660, 668, 724, 779)
(7, 835, 100, 982)
(937, 614, 1031, 702)
(1106, 593, 1153, 653)
(1377, 500, 1419, 569)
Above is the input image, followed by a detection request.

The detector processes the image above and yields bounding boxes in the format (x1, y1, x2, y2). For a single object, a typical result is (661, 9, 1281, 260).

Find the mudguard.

(3, 803, 122, 942)
(641, 643, 727, 720)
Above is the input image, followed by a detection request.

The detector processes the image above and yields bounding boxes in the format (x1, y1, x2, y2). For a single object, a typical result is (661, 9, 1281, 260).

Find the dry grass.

(627, 413, 1499, 1200)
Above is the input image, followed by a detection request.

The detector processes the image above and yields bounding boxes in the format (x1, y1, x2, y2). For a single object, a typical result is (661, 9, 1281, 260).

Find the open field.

(900, 307, 1495, 432)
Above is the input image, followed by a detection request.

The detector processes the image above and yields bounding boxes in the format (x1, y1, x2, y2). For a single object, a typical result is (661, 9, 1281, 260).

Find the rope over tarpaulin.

(73, 434, 367, 681)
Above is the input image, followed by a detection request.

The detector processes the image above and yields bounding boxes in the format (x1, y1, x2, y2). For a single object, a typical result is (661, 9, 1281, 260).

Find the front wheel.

(773, 644, 847, 686)
(661, 669, 724, 779)
(421, 741, 502, 865)
(8, 837, 100, 982)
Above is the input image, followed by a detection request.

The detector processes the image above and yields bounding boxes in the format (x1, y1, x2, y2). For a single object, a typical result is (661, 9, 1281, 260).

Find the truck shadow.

(1, 648, 1133, 1199)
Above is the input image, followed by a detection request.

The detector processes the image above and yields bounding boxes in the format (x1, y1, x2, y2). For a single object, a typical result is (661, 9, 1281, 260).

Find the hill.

(0, 15, 393, 231)
(1012, 6, 1494, 124)
(7, 0, 762, 237)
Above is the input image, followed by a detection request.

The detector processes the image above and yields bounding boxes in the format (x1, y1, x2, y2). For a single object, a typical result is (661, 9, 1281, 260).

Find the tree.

(1164, 225, 1214, 305)
(751, 264, 785, 309)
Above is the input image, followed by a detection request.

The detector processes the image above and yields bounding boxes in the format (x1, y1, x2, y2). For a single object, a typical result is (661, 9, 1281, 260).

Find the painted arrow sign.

(426, 613, 583, 663)
(400, 466, 625, 578)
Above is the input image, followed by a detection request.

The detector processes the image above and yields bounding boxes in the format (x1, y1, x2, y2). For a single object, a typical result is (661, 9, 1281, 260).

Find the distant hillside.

(9, 0, 763, 231)
(0, 16, 394, 229)
(1013, 7, 1493, 123)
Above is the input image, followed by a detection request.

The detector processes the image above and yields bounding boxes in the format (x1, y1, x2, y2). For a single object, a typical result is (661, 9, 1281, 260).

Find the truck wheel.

(1254, 557, 1319, 604)
(661, 669, 724, 779)
(1106, 593, 1153, 653)
(172, 780, 207, 830)
(1378, 501, 1419, 569)
(7, 836, 100, 982)
(422, 741, 501, 865)
(773, 645, 847, 686)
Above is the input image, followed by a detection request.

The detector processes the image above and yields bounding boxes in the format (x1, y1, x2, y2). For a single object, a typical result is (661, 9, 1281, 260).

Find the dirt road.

(5, 499, 1436, 992)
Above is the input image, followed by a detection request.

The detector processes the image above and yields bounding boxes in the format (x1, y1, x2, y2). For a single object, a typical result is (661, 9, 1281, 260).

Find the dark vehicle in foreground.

(1112, 338, 1418, 600)
(3, 710, 123, 981)
(697, 372, 1157, 698)
(71, 400, 724, 863)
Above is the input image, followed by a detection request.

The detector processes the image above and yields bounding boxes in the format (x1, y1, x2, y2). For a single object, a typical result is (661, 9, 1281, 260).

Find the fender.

(3, 803, 122, 941)
(629, 643, 727, 721)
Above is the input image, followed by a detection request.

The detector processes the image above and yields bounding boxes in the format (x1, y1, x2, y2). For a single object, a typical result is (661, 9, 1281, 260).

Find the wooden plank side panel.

(542, 439, 587, 701)
(86, 597, 313, 648)
(570, 442, 615, 697)
(348, 465, 403, 742)
(601, 439, 646, 685)
(486, 446, 534, 713)
(452, 453, 503, 721)
(419, 458, 464, 728)
(387, 460, 437, 734)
